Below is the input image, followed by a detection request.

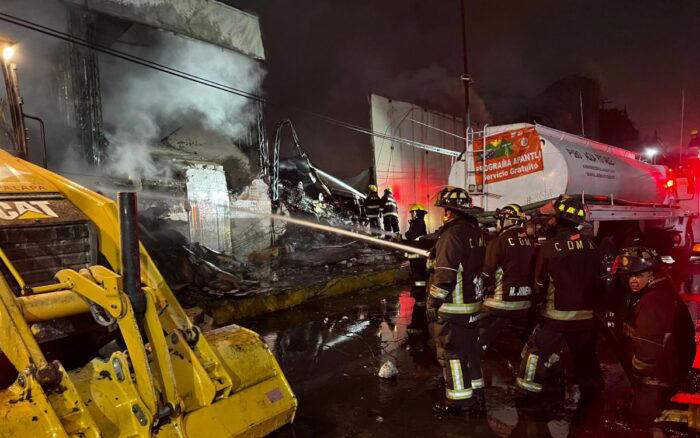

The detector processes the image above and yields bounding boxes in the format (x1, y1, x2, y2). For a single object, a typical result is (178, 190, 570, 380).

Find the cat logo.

(0, 201, 59, 220)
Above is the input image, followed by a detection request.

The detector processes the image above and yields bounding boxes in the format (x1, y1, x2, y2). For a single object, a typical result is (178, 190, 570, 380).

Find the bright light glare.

(644, 147, 658, 158)
(2, 45, 15, 62)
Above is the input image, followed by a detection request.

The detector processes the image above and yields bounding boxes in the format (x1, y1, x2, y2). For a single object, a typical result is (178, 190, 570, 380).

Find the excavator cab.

(0, 149, 296, 437)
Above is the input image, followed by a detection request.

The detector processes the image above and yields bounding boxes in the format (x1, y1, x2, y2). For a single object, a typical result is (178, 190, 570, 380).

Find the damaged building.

(0, 0, 403, 308)
(0, 0, 276, 259)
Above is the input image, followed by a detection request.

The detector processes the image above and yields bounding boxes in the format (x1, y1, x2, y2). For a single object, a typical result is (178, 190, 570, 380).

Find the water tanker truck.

(448, 123, 695, 259)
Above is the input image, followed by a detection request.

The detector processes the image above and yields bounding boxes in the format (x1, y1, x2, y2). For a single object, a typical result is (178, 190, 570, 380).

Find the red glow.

(693, 244, 700, 253)
(398, 293, 415, 323)
(671, 392, 700, 404)
(593, 195, 607, 200)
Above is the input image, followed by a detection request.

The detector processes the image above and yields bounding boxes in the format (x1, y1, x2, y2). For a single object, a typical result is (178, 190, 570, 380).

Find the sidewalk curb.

(208, 267, 410, 324)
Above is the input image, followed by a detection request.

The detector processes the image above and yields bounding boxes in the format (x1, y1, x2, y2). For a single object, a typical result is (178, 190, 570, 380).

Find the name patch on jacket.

(554, 239, 595, 252)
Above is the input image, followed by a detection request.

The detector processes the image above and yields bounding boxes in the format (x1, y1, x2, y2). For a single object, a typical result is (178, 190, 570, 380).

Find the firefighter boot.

(470, 390, 487, 418)
(432, 401, 471, 416)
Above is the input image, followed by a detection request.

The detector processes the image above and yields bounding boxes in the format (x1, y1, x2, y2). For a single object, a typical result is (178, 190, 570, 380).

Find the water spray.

(237, 209, 430, 257)
(312, 167, 366, 200)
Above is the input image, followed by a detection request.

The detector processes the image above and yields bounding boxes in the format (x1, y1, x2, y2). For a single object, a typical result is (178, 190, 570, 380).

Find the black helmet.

(435, 187, 473, 214)
(495, 204, 526, 224)
(612, 246, 662, 274)
(551, 195, 588, 225)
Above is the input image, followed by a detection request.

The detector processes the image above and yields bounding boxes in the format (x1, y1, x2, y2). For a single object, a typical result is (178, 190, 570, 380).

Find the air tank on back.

(448, 123, 669, 211)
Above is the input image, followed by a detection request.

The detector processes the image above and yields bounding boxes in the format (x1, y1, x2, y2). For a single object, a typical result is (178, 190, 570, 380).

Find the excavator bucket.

(0, 149, 296, 437)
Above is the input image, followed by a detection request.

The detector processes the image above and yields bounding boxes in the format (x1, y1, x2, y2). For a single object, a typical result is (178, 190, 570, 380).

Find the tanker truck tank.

(448, 123, 670, 210)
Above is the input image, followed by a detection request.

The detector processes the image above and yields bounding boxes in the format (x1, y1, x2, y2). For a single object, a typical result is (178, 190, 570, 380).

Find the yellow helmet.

(410, 204, 427, 212)
(368, 184, 378, 192)
(384, 187, 393, 193)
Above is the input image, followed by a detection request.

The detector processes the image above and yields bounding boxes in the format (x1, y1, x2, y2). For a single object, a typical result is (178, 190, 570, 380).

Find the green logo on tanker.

(476, 138, 515, 161)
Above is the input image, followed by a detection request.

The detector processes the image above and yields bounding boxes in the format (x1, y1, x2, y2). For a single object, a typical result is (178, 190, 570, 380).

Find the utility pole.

(679, 88, 685, 165)
(0, 38, 28, 159)
(459, 0, 471, 139)
(579, 91, 585, 137)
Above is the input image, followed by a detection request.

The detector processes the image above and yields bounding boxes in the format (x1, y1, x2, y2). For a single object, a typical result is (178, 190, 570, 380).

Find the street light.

(644, 147, 659, 163)
(0, 38, 15, 62)
(2, 45, 15, 62)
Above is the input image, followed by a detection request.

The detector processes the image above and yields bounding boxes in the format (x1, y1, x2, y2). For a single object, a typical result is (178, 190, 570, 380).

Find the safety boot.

(469, 391, 487, 418)
(432, 401, 471, 416)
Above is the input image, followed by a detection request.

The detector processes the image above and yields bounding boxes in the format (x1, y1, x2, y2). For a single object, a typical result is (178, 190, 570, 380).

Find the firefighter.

(401, 204, 432, 334)
(403, 204, 430, 296)
(364, 184, 382, 233)
(515, 195, 604, 402)
(479, 204, 536, 351)
(381, 187, 400, 237)
(427, 187, 486, 416)
(612, 246, 695, 432)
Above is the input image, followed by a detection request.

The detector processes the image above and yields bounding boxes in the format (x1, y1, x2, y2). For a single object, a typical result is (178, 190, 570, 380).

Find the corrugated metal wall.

(369, 94, 464, 233)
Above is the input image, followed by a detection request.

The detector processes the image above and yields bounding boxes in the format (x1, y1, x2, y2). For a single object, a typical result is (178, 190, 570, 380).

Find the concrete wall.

(370, 94, 464, 233)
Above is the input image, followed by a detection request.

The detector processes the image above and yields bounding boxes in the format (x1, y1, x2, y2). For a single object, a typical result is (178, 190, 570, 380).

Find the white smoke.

(100, 25, 265, 180)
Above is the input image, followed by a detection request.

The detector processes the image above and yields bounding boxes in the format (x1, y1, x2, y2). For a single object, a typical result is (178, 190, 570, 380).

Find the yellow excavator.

(0, 39, 296, 437)
(0, 147, 296, 437)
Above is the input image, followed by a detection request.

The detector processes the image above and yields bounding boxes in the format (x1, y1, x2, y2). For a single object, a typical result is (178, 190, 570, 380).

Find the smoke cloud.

(100, 25, 265, 180)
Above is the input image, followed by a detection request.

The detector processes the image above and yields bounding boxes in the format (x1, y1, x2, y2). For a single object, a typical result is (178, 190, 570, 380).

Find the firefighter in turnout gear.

(479, 204, 536, 351)
(402, 204, 432, 334)
(364, 184, 383, 233)
(516, 195, 604, 400)
(427, 187, 486, 416)
(403, 204, 430, 297)
(613, 247, 695, 432)
(381, 187, 400, 236)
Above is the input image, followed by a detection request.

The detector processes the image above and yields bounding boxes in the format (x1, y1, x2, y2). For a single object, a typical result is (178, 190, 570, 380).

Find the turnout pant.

(408, 257, 427, 301)
(478, 308, 530, 352)
(383, 215, 399, 234)
(368, 217, 381, 233)
(517, 321, 602, 394)
(433, 315, 483, 406)
(630, 382, 679, 428)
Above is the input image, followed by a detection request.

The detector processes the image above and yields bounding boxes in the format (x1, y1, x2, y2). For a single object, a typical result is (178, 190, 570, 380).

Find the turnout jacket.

(534, 225, 603, 327)
(381, 193, 399, 217)
(405, 215, 427, 241)
(364, 192, 382, 218)
(427, 215, 485, 319)
(622, 277, 695, 388)
(482, 226, 536, 311)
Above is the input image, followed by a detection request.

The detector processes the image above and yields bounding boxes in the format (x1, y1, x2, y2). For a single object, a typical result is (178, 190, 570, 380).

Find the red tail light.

(611, 257, 620, 274)
(692, 243, 700, 253)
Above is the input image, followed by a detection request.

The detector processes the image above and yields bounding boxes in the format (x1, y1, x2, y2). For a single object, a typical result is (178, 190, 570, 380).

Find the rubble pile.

(139, 214, 403, 313)
(280, 180, 353, 227)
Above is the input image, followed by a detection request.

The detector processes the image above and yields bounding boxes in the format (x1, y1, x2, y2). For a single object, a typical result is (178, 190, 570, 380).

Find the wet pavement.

(243, 267, 700, 437)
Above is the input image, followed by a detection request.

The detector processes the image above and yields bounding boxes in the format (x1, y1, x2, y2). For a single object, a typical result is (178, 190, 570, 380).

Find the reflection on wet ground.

(243, 271, 700, 437)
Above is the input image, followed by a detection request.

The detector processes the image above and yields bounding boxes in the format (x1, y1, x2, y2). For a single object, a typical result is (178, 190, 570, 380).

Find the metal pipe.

(118, 192, 145, 318)
(1, 60, 28, 158)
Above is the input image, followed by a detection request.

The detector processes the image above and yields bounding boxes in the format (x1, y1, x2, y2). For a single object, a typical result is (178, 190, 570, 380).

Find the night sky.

(228, 0, 700, 178)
